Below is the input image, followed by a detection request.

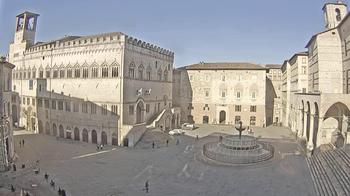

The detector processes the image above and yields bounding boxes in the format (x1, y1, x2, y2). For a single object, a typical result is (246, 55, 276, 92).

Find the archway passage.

(323, 102, 350, 148)
(66, 127, 72, 139)
(52, 123, 57, 136)
(324, 102, 350, 132)
(203, 116, 209, 124)
(38, 120, 43, 134)
(45, 122, 50, 135)
(136, 101, 144, 124)
(101, 131, 107, 145)
(74, 127, 80, 141)
(82, 129, 88, 142)
(112, 133, 118, 146)
(91, 130, 97, 144)
(59, 125, 64, 138)
(219, 111, 226, 124)
(312, 103, 319, 147)
(306, 102, 311, 141)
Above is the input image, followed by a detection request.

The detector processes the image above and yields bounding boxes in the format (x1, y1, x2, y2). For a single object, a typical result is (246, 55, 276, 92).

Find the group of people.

(9, 185, 31, 196)
(152, 138, 179, 149)
(44, 172, 68, 195)
(19, 139, 25, 148)
(96, 143, 104, 151)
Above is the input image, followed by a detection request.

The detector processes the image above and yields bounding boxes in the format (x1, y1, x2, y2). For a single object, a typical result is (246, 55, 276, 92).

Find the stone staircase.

(306, 144, 350, 196)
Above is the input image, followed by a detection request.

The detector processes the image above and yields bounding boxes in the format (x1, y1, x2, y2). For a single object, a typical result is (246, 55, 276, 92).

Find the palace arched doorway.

(91, 130, 97, 144)
(203, 116, 209, 124)
(219, 111, 226, 124)
(59, 125, 64, 138)
(52, 123, 57, 136)
(101, 131, 107, 145)
(74, 127, 80, 141)
(136, 101, 144, 124)
(82, 129, 88, 143)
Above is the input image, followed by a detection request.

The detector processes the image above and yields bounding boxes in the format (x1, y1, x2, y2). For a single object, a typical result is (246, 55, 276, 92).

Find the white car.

(169, 129, 185, 135)
(181, 123, 195, 130)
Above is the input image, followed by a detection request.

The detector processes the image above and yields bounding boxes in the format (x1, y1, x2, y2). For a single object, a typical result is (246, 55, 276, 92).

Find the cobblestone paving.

(0, 126, 316, 196)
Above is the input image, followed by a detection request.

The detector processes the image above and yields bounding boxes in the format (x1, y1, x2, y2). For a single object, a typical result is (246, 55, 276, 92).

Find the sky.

(0, 0, 340, 67)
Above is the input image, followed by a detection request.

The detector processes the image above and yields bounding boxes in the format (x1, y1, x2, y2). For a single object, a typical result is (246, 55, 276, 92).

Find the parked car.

(181, 123, 195, 130)
(169, 129, 185, 135)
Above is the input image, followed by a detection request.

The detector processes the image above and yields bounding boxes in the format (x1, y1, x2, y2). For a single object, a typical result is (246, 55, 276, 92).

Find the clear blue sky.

(0, 0, 338, 67)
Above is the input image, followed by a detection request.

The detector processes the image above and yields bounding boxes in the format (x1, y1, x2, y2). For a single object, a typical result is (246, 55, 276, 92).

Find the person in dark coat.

(152, 141, 155, 149)
(11, 184, 15, 192)
(145, 180, 149, 193)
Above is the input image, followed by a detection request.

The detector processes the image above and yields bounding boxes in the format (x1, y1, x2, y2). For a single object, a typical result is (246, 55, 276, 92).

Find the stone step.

(314, 154, 338, 196)
(322, 151, 350, 195)
(308, 154, 338, 196)
(306, 157, 324, 196)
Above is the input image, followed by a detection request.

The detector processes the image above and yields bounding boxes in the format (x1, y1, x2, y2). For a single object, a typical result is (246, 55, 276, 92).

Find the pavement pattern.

(0, 125, 317, 196)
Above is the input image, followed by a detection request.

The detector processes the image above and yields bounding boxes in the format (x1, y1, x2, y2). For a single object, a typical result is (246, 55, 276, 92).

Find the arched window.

(336, 8, 342, 21)
(164, 70, 168, 81)
(146, 66, 151, 80)
(112, 66, 119, 77)
(53, 69, 58, 78)
(81, 62, 88, 78)
(138, 65, 144, 80)
(66, 64, 72, 78)
(129, 63, 135, 78)
(157, 69, 162, 81)
(74, 67, 81, 78)
(45, 67, 51, 78)
(32, 67, 36, 79)
(39, 67, 44, 78)
(102, 66, 109, 78)
(90, 62, 99, 78)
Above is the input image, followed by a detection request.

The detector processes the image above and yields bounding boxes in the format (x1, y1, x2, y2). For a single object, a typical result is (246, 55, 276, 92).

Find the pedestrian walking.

(22, 139, 25, 147)
(196, 135, 199, 140)
(58, 187, 62, 195)
(144, 180, 149, 193)
(166, 139, 169, 147)
(21, 163, 25, 169)
(62, 189, 66, 196)
(176, 139, 179, 145)
(152, 141, 155, 149)
(13, 163, 17, 171)
(11, 184, 15, 192)
(97, 144, 100, 151)
(50, 179, 55, 190)
(19, 141, 22, 148)
(44, 172, 49, 181)
(100, 144, 103, 150)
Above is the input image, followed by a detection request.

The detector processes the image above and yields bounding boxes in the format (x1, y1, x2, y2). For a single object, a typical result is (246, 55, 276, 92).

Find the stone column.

(298, 109, 303, 137)
(303, 111, 308, 139)
(307, 113, 315, 151)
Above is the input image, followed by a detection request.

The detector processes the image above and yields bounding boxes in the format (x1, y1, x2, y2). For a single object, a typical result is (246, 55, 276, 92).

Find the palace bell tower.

(323, 1, 348, 29)
(9, 11, 39, 62)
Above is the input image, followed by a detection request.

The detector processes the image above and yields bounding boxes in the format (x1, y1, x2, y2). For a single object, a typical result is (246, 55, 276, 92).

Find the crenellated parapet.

(24, 32, 123, 55)
(125, 35, 174, 58)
